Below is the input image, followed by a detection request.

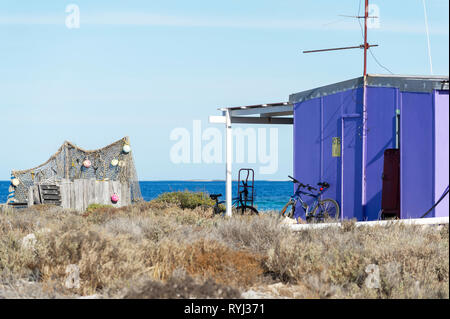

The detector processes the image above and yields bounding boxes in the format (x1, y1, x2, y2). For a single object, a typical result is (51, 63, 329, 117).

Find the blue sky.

(0, 0, 448, 181)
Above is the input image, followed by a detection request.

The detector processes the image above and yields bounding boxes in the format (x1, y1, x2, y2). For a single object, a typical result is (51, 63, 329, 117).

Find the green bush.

(86, 203, 114, 213)
(153, 191, 215, 209)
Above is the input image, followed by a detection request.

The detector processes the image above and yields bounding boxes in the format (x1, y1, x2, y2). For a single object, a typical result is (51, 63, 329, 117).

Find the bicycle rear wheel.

(280, 200, 295, 218)
(312, 198, 340, 222)
(213, 205, 225, 216)
(234, 205, 259, 216)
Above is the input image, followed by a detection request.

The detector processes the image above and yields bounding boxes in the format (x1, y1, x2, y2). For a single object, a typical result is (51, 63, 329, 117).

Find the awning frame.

(209, 102, 294, 216)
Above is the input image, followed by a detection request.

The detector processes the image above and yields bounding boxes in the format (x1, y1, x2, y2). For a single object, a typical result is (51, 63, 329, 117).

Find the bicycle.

(280, 175, 340, 223)
(210, 180, 259, 216)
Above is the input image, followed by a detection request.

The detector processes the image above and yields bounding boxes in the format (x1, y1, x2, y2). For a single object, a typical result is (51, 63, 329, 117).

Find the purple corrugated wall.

(293, 88, 363, 221)
(434, 90, 449, 217)
(400, 91, 434, 219)
(322, 93, 343, 214)
(365, 87, 398, 220)
(293, 84, 448, 221)
(293, 97, 322, 221)
(340, 89, 363, 221)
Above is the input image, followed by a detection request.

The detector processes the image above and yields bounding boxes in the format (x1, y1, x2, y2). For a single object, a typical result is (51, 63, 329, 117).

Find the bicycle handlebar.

(288, 176, 331, 192)
(288, 175, 300, 184)
(288, 176, 316, 190)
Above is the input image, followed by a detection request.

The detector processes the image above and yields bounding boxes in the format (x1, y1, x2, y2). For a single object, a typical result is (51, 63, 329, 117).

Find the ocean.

(0, 180, 293, 211)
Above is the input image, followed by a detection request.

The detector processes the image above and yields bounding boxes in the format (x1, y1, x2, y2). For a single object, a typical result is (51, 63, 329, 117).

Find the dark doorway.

(381, 148, 400, 219)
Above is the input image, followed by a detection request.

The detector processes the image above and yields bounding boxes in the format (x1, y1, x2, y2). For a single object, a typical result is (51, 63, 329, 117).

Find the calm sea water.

(0, 181, 293, 211)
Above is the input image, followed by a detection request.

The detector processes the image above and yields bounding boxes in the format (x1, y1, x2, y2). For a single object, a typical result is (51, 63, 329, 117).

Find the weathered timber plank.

(28, 187, 34, 207)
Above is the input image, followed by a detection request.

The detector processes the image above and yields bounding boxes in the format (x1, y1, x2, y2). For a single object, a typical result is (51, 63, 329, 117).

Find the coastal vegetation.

(0, 192, 448, 299)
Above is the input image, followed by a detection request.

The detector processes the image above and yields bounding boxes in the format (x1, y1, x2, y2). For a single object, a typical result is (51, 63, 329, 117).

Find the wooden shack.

(7, 137, 142, 211)
(27, 179, 132, 211)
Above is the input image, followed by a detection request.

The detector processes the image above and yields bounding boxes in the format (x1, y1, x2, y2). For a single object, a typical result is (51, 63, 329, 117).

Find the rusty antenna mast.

(303, 0, 378, 77)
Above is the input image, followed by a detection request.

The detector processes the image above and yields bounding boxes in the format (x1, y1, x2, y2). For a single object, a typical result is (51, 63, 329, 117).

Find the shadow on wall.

(365, 190, 382, 221)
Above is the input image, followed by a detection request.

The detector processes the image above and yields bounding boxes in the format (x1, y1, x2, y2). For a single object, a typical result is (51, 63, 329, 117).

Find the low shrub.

(146, 238, 264, 287)
(85, 204, 114, 213)
(82, 204, 118, 223)
(152, 191, 215, 210)
(123, 272, 241, 299)
(0, 200, 447, 299)
(263, 224, 449, 298)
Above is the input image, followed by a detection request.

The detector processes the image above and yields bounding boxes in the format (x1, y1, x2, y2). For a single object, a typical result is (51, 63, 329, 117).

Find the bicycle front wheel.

(234, 205, 259, 216)
(312, 198, 340, 222)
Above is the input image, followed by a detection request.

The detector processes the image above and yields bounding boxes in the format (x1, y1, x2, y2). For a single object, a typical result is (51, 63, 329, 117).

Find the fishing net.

(8, 137, 142, 204)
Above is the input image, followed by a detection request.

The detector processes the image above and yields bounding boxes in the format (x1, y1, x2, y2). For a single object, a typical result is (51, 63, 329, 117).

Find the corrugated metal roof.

(289, 74, 449, 104)
(219, 102, 291, 112)
(214, 74, 448, 121)
(216, 102, 293, 124)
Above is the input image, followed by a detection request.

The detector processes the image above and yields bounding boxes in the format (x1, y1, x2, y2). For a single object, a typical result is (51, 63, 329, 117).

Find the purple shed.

(290, 74, 449, 221)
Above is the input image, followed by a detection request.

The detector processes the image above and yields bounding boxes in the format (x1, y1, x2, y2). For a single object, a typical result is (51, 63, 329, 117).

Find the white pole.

(361, 76, 368, 220)
(422, 0, 433, 75)
(225, 109, 233, 217)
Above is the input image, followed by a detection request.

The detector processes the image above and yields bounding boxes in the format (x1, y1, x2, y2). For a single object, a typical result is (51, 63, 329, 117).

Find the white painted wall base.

(289, 217, 449, 231)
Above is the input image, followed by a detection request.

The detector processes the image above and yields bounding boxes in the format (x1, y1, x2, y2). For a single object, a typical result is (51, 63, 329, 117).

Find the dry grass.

(122, 270, 241, 299)
(0, 200, 448, 299)
(264, 223, 449, 298)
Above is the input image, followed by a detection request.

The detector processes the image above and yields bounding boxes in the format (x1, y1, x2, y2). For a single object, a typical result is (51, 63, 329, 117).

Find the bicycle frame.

(290, 184, 322, 215)
(213, 184, 253, 214)
(282, 176, 338, 222)
(216, 191, 247, 208)
(211, 176, 259, 216)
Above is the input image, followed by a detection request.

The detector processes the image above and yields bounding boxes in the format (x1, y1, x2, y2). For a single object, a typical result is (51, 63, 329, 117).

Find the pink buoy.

(83, 159, 92, 168)
(111, 193, 119, 203)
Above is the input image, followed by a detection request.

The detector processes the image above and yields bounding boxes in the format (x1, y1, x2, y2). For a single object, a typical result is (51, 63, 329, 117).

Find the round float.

(83, 159, 92, 168)
(111, 159, 119, 167)
(111, 193, 119, 203)
(122, 144, 131, 154)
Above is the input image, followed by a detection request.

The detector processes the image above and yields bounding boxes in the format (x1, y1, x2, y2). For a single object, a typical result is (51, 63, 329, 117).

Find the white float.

(123, 144, 131, 154)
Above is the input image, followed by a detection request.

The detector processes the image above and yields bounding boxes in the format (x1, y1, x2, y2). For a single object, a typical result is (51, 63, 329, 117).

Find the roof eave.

(289, 74, 449, 104)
